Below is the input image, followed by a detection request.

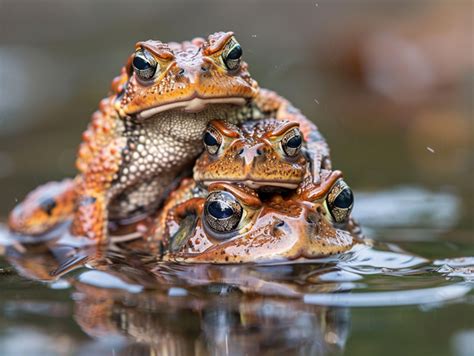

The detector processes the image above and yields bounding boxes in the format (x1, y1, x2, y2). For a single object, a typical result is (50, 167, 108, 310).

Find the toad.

(155, 171, 359, 263)
(9, 31, 328, 243)
(194, 119, 310, 190)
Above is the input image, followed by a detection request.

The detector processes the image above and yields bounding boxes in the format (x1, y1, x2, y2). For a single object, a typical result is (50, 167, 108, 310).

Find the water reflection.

(5, 242, 354, 355)
(74, 284, 350, 355)
(2, 231, 473, 355)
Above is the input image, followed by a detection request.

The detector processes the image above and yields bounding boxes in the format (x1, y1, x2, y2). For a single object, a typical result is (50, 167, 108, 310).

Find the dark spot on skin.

(306, 214, 320, 235)
(130, 205, 147, 215)
(39, 198, 56, 216)
(116, 87, 125, 100)
(79, 196, 97, 206)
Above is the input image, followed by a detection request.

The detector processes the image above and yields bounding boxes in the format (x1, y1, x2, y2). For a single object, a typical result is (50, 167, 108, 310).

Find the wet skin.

(6, 117, 357, 264)
(194, 119, 310, 190)
(8, 31, 328, 243)
(155, 172, 359, 264)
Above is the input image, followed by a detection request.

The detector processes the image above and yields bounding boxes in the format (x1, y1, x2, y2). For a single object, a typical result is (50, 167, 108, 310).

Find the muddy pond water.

(0, 188, 472, 356)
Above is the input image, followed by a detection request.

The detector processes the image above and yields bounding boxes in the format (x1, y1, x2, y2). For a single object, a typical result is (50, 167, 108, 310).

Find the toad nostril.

(272, 220, 285, 235)
(178, 68, 185, 76)
(200, 65, 209, 73)
(237, 148, 244, 156)
(256, 149, 263, 156)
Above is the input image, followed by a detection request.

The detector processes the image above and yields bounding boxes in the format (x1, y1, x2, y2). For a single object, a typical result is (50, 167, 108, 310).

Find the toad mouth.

(201, 179, 299, 190)
(135, 95, 247, 120)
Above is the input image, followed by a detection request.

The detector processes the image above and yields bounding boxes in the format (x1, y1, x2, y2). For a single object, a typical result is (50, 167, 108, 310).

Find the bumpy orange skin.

(115, 32, 257, 118)
(254, 89, 332, 184)
(193, 119, 309, 189)
(9, 31, 329, 244)
(156, 171, 359, 264)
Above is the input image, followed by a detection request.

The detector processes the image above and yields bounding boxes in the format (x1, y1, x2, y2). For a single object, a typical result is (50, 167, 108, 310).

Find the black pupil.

(204, 132, 218, 146)
(133, 54, 151, 70)
(208, 201, 234, 219)
(227, 45, 242, 60)
(39, 198, 57, 215)
(334, 188, 354, 209)
(287, 135, 302, 149)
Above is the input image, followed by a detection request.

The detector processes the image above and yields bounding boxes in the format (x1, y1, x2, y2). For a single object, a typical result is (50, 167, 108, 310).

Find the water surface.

(1, 189, 473, 355)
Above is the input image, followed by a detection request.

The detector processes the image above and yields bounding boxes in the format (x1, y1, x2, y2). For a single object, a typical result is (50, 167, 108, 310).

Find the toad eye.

(222, 40, 242, 71)
(327, 179, 354, 223)
(281, 128, 303, 157)
(39, 197, 57, 216)
(204, 191, 243, 235)
(132, 50, 157, 81)
(203, 127, 222, 155)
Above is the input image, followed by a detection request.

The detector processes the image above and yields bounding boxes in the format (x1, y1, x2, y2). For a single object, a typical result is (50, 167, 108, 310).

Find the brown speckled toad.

(9, 31, 329, 243)
(155, 170, 359, 263)
(194, 119, 310, 190)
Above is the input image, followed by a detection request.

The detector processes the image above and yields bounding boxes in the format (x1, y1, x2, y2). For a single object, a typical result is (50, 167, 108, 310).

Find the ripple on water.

(31, 239, 472, 308)
(1, 224, 473, 355)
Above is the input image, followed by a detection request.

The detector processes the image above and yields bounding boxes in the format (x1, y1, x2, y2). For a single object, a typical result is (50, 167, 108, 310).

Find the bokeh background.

(0, 0, 472, 236)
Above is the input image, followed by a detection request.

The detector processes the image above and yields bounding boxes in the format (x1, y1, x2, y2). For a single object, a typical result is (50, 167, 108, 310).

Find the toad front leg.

(71, 137, 126, 242)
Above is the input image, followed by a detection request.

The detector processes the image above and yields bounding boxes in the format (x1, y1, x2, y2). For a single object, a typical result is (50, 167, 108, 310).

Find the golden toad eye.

(132, 49, 157, 81)
(327, 179, 354, 223)
(203, 127, 222, 155)
(204, 191, 243, 235)
(222, 39, 242, 71)
(281, 128, 303, 157)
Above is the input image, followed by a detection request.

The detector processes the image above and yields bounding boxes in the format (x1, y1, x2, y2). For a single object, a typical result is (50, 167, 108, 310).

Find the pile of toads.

(8, 32, 362, 263)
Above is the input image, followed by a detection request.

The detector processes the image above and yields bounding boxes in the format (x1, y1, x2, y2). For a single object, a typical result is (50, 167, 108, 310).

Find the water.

(0, 187, 473, 356)
(1, 241, 472, 355)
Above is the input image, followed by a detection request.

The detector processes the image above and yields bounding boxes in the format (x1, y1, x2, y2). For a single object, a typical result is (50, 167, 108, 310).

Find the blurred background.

(0, 0, 472, 236)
